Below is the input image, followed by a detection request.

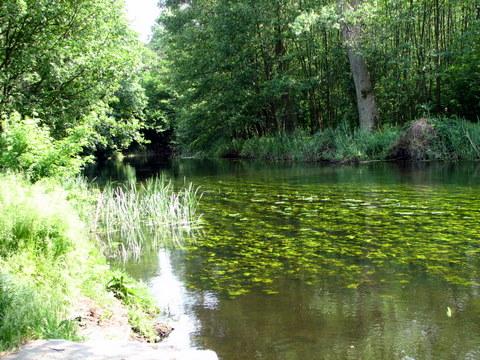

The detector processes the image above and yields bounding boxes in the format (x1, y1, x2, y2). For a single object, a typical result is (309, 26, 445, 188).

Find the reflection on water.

(149, 249, 197, 349)
(112, 159, 480, 360)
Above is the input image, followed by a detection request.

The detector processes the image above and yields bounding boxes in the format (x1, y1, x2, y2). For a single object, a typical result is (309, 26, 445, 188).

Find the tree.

(338, 0, 378, 132)
(0, 0, 141, 143)
(154, 0, 480, 154)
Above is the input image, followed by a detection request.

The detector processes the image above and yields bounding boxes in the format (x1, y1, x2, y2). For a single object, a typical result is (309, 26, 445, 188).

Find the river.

(91, 159, 480, 360)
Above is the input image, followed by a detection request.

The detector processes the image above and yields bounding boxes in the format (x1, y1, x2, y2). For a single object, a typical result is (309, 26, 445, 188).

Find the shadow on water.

(91, 158, 480, 360)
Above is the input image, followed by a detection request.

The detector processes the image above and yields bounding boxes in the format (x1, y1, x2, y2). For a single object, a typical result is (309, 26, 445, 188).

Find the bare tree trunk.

(339, 0, 378, 132)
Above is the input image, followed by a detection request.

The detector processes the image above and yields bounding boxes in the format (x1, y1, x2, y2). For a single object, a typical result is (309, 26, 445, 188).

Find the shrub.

(0, 113, 89, 181)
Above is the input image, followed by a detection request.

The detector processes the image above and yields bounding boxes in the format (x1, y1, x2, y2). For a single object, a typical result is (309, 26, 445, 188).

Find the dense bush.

(0, 113, 89, 181)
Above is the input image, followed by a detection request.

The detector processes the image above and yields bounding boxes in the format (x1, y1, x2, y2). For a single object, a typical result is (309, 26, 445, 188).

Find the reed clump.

(93, 177, 202, 260)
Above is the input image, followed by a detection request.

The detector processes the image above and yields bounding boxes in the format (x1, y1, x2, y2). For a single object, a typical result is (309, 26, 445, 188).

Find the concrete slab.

(2, 340, 218, 360)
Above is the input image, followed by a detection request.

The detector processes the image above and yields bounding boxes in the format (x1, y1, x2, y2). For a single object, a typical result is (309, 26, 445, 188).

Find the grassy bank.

(0, 174, 199, 351)
(216, 117, 480, 162)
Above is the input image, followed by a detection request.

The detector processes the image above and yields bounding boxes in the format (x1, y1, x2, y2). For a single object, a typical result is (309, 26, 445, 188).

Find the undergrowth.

(218, 117, 480, 162)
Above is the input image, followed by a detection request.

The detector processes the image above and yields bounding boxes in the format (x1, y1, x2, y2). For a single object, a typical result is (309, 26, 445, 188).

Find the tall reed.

(92, 176, 202, 260)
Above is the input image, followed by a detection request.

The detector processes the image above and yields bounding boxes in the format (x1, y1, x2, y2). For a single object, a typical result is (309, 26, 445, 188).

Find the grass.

(428, 117, 480, 160)
(0, 275, 79, 349)
(239, 126, 400, 162)
(220, 117, 480, 163)
(0, 175, 88, 350)
(92, 176, 202, 260)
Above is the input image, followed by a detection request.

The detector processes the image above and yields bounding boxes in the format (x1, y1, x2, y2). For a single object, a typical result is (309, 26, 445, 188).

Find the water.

(103, 159, 480, 360)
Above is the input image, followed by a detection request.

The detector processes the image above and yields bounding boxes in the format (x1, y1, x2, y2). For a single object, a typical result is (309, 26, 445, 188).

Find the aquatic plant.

(93, 176, 202, 260)
(179, 174, 480, 297)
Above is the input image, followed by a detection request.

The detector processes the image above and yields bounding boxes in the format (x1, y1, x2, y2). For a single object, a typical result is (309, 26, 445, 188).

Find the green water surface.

(112, 160, 480, 360)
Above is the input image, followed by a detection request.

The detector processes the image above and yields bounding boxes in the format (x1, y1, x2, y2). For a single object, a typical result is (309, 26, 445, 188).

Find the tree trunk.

(339, 0, 378, 132)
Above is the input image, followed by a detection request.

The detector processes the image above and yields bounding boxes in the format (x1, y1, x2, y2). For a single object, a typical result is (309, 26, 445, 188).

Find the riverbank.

(212, 117, 480, 163)
(0, 175, 179, 352)
(2, 295, 216, 360)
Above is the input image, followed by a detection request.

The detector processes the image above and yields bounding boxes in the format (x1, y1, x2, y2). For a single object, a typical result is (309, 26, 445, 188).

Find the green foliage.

(361, 0, 479, 122)
(240, 132, 310, 161)
(219, 117, 480, 162)
(106, 272, 159, 341)
(0, 0, 140, 132)
(442, 21, 480, 119)
(156, 0, 355, 153)
(86, 105, 146, 158)
(0, 175, 87, 349)
(156, 0, 479, 154)
(429, 117, 480, 160)
(0, 275, 79, 350)
(140, 49, 176, 134)
(0, 0, 154, 159)
(387, 117, 480, 161)
(107, 274, 137, 303)
(111, 79, 148, 122)
(0, 113, 90, 181)
(0, 175, 85, 259)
